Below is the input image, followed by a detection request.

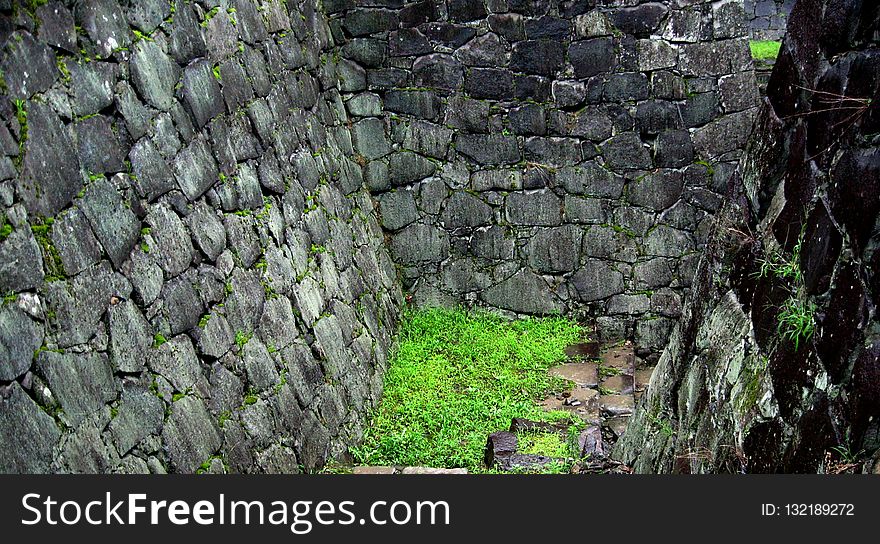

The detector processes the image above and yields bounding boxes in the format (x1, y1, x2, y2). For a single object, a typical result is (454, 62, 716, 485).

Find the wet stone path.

(353, 341, 655, 475)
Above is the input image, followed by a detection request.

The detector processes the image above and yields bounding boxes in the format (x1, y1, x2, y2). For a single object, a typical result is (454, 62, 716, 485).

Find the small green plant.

(235, 330, 252, 348)
(153, 333, 167, 348)
(831, 431, 865, 464)
(212, 64, 222, 81)
(776, 296, 816, 351)
(757, 226, 816, 350)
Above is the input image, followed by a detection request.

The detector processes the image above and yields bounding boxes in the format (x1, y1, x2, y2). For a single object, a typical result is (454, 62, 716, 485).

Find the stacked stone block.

(744, 0, 794, 41)
(328, 0, 759, 350)
(615, 0, 880, 473)
(0, 0, 402, 473)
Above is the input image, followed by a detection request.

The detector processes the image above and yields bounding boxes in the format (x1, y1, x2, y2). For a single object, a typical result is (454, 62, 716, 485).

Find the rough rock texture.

(615, 0, 880, 473)
(329, 0, 758, 347)
(744, 0, 795, 41)
(0, 0, 401, 473)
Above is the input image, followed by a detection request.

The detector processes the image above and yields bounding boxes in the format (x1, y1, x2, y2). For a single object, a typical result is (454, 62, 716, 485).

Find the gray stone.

(36, 350, 116, 426)
(412, 54, 463, 91)
(76, 0, 132, 57)
(628, 170, 685, 211)
(719, 71, 760, 113)
(644, 225, 694, 257)
(693, 110, 755, 158)
(384, 90, 439, 119)
(186, 202, 226, 261)
(149, 335, 208, 396)
(440, 192, 493, 229)
(637, 39, 678, 71)
(655, 130, 695, 168)
(74, 116, 126, 174)
(565, 196, 606, 224)
(182, 60, 225, 129)
(337, 59, 367, 92)
(174, 136, 219, 200)
(480, 269, 563, 315)
(36, 2, 78, 52)
(68, 61, 117, 117)
(390, 223, 449, 265)
(402, 121, 452, 159)
(389, 152, 436, 185)
(80, 177, 140, 268)
(109, 383, 164, 456)
(242, 338, 280, 392)
(0, 304, 43, 381)
(169, 1, 207, 63)
(346, 93, 383, 117)
(352, 118, 390, 160)
(472, 170, 523, 192)
(570, 260, 626, 302)
(130, 138, 176, 200)
(0, 382, 61, 473)
(569, 38, 615, 78)
(258, 296, 300, 352)
(131, 39, 180, 111)
(161, 272, 205, 335)
(378, 189, 419, 231)
(602, 132, 652, 172)
(162, 396, 221, 473)
(557, 163, 624, 199)
(526, 225, 582, 273)
(18, 101, 81, 217)
(455, 134, 520, 165)
(0, 228, 44, 293)
(524, 137, 582, 167)
(505, 191, 562, 226)
(1, 31, 58, 99)
(108, 300, 152, 373)
(571, 110, 614, 141)
(511, 40, 565, 76)
(445, 96, 489, 133)
(470, 226, 515, 260)
(146, 205, 194, 278)
(196, 312, 234, 359)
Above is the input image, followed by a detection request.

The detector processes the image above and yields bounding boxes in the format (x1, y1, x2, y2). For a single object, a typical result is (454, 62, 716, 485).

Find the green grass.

(750, 40, 781, 60)
(352, 308, 585, 473)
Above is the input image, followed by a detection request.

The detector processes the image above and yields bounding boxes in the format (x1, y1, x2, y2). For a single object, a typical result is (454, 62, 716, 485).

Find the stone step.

(548, 360, 599, 388)
(600, 344, 636, 377)
(599, 394, 634, 417)
(600, 373, 634, 395)
(564, 341, 600, 359)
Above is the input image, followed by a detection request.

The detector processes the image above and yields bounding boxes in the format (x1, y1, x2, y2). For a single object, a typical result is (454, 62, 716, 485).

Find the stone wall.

(0, 0, 402, 473)
(326, 0, 759, 352)
(745, 0, 794, 41)
(614, 0, 880, 473)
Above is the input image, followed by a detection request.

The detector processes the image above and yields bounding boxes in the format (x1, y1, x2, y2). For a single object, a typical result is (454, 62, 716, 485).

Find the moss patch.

(352, 307, 585, 472)
(749, 40, 781, 60)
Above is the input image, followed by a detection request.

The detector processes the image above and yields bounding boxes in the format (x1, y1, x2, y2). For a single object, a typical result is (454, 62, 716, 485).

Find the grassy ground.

(351, 308, 586, 473)
(750, 40, 782, 60)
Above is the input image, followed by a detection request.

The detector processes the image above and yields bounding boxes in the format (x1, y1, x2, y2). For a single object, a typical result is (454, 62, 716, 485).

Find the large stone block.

(480, 269, 563, 315)
(0, 383, 61, 473)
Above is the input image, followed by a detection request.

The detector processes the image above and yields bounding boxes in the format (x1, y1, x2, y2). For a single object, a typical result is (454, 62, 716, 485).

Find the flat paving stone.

(565, 341, 600, 359)
(353, 466, 396, 474)
(599, 394, 634, 417)
(401, 467, 468, 474)
(600, 345, 636, 376)
(601, 374, 635, 395)
(549, 361, 599, 388)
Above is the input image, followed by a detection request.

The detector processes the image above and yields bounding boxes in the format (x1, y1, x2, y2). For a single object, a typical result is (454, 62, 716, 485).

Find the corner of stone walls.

(0, 0, 402, 474)
(326, 0, 759, 355)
